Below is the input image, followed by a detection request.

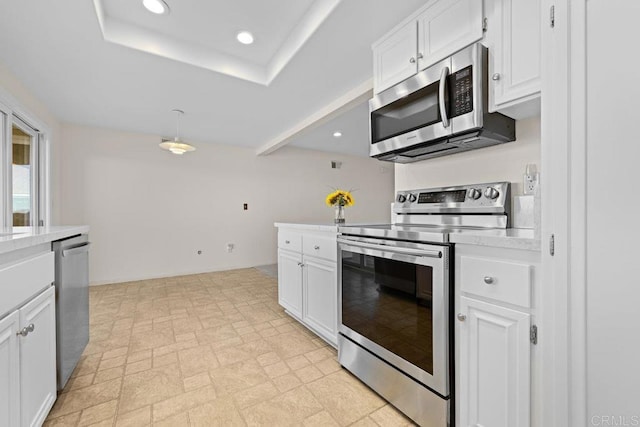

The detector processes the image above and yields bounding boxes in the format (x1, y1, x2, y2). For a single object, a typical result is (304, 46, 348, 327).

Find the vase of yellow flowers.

(325, 189, 354, 224)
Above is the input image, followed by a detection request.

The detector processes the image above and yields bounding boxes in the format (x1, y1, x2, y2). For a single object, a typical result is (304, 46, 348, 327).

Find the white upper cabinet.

(485, 0, 542, 118)
(373, 21, 418, 94)
(417, 0, 484, 71)
(373, 0, 483, 94)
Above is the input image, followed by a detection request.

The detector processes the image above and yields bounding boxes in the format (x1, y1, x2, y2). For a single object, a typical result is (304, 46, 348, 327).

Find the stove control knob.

(467, 188, 481, 200)
(397, 194, 407, 203)
(408, 193, 417, 203)
(484, 187, 500, 200)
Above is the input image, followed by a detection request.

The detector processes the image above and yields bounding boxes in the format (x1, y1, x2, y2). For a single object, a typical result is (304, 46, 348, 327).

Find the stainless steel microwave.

(369, 43, 515, 163)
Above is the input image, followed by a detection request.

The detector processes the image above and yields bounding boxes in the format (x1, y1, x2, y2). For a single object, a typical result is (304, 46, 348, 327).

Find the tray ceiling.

(93, 0, 340, 85)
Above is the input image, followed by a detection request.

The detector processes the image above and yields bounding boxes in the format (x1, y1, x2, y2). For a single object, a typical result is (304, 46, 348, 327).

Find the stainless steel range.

(337, 182, 511, 427)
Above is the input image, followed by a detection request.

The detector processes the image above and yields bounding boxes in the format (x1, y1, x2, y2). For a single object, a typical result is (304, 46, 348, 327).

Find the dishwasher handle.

(62, 242, 91, 257)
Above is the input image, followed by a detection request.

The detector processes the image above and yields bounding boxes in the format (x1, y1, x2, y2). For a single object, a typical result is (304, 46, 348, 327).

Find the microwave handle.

(439, 66, 450, 128)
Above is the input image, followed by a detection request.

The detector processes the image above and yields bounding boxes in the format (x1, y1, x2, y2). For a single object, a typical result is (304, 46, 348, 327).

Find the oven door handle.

(338, 238, 442, 259)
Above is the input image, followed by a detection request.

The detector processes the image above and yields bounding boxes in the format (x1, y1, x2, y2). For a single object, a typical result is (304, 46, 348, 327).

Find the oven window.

(341, 250, 434, 375)
(371, 80, 448, 144)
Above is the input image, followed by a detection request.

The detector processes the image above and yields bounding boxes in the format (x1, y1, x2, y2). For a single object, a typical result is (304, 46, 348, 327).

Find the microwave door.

(369, 58, 453, 157)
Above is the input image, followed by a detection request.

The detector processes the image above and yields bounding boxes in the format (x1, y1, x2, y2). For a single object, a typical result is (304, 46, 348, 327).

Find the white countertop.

(0, 226, 90, 255)
(449, 228, 541, 251)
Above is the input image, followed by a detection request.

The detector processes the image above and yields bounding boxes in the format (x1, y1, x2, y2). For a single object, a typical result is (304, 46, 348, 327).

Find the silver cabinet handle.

(409, 57, 416, 63)
(439, 66, 450, 128)
(484, 276, 495, 284)
(417, 52, 423, 59)
(314, 245, 320, 250)
(17, 324, 35, 337)
(492, 73, 501, 81)
(285, 240, 290, 244)
(297, 262, 302, 266)
(457, 314, 466, 322)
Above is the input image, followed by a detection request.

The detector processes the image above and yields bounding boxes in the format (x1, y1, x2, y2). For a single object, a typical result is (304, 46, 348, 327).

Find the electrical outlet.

(226, 243, 234, 253)
(524, 173, 539, 195)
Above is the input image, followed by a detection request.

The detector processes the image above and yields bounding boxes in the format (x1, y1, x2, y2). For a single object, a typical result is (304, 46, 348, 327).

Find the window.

(0, 101, 49, 228)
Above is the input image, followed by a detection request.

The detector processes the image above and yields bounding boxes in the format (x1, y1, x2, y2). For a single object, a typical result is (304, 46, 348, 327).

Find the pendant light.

(159, 109, 196, 155)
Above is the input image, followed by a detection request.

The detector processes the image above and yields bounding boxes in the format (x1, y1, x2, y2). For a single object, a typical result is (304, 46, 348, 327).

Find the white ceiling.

(0, 0, 425, 155)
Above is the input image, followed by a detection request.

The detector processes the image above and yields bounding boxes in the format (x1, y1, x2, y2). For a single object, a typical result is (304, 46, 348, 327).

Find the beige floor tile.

(45, 269, 409, 426)
(119, 363, 184, 413)
(188, 396, 245, 426)
(115, 406, 151, 427)
(209, 359, 270, 395)
(183, 372, 212, 392)
(178, 345, 220, 377)
(78, 400, 118, 426)
(152, 411, 190, 427)
(349, 417, 380, 427)
(256, 351, 281, 367)
(125, 358, 152, 375)
(368, 405, 416, 426)
(306, 371, 386, 426)
(152, 384, 217, 421)
(43, 411, 81, 426)
(48, 378, 122, 418)
(295, 365, 325, 383)
(232, 381, 280, 409)
(272, 373, 303, 393)
(304, 410, 341, 426)
(93, 366, 124, 384)
(241, 385, 323, 426)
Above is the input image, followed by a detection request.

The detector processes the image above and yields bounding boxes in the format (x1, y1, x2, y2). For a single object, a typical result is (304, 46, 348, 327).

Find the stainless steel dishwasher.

(53, 234, 90, 391)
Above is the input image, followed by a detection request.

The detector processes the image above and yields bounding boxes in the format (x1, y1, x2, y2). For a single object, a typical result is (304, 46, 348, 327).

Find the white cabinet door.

(486, 0, 541, 117)
(373, 21, 418, 93)
(302, 256, 337, 346)
(19, 286, 56, 427)
(277, 249, 303, 319)
(417, 0, 483, 71)
(459, 296, 530, 427)
(0, 311, 20, 427)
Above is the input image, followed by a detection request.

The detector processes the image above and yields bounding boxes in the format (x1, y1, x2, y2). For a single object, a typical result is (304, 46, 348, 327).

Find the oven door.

(369, 57, 453, 158)
(338, 236, 450, 397)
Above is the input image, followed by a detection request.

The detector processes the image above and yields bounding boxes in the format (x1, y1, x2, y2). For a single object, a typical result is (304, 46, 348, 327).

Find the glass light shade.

(159, 140, 196, 155)
(143, 0, 169, 14)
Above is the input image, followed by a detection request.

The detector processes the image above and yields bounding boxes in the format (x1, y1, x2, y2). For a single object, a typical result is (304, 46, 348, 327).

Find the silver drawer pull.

(457, 314, 466, 322)
(484, 276, 495, 284)
(314, 245, 320, 250)
(285, 240, 290, 244)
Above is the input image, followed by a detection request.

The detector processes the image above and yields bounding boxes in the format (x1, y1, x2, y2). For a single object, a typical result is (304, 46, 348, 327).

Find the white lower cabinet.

(459, 296, 531, 427)
(277, 249, 303, 319)
(0, 251, 57, 427)
(302, 257, 337, 343)
(276, 227, 337, 347)
(455, 244, 540, 427)
(19, 286, 57, 427)
(0, 311, 20, 427)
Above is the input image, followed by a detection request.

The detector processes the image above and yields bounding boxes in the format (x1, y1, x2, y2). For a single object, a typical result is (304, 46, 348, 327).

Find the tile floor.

(44, 268, 415, 426)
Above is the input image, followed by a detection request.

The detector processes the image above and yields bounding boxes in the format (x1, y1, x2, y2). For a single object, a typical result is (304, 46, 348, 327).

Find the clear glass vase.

(334, 205, 345, 224)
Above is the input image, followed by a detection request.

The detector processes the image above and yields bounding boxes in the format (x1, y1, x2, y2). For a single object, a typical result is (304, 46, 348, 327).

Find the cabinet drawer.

(303, 235, 336, 262)
(0, 252, 54, 319)
(278, 230, 302, 252)
(460, 256, 532, 307)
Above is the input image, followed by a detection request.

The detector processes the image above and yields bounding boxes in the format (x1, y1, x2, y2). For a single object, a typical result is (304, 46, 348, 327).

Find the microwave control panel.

(451, 66, 473, 118)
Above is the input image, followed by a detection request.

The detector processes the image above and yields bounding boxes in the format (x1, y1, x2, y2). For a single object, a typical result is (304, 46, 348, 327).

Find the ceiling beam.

(255, 78, 373, 156)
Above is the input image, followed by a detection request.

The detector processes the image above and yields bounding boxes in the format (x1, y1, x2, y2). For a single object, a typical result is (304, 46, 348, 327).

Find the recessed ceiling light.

(333, 131, 342, 138)
(143, 0, 169, 15)
(236, 31, 254, 45)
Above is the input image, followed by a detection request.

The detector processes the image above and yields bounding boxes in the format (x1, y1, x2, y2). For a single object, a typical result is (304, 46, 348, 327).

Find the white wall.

(58, 124, 394, 285)
(394, 116, 540, 195)
(586, 0, 640, 420)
